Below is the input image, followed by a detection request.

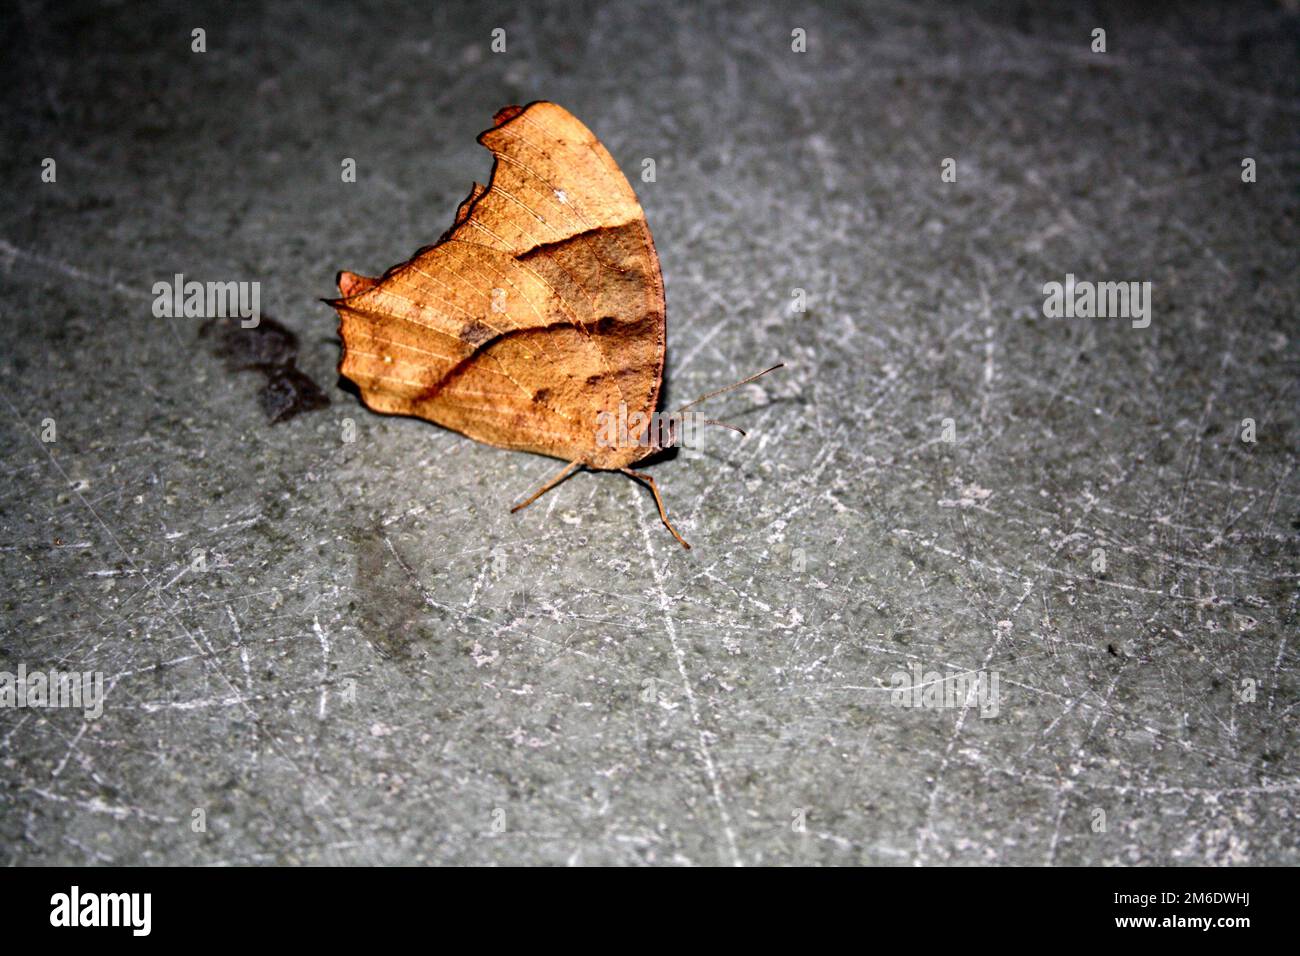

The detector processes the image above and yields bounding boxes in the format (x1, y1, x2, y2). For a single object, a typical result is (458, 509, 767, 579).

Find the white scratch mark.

(313, 615, 331, 720)
(638, 507, 743, 867)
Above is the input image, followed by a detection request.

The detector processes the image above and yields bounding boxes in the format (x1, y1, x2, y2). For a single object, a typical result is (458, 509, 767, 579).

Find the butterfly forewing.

(332, 101, 665, 468)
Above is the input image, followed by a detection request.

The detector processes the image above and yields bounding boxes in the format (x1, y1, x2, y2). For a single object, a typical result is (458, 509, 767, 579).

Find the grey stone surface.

(1, 0, 1296, 865)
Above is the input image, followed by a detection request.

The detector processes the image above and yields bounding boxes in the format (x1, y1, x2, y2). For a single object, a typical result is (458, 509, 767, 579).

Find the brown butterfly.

(327, 101, 779, 549)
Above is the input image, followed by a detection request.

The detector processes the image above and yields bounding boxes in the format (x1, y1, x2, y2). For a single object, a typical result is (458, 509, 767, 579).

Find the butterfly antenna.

(673, 363, 784, 414)
(702, 419, 746, 437)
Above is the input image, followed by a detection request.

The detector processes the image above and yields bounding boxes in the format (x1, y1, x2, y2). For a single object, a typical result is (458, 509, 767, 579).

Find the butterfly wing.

(330, 101, 665, 469)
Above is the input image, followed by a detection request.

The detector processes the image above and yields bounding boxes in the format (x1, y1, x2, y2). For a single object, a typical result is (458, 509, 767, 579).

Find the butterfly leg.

(619, 468, 691, 550)
(510, 460, 583, 514)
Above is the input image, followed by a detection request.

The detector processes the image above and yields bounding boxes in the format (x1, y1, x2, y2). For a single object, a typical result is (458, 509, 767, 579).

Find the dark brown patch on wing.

(459, 319, 496, 347)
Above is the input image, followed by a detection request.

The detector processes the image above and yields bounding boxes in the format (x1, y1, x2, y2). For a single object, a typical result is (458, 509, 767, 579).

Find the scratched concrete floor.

(1, 0, 1297, 865)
